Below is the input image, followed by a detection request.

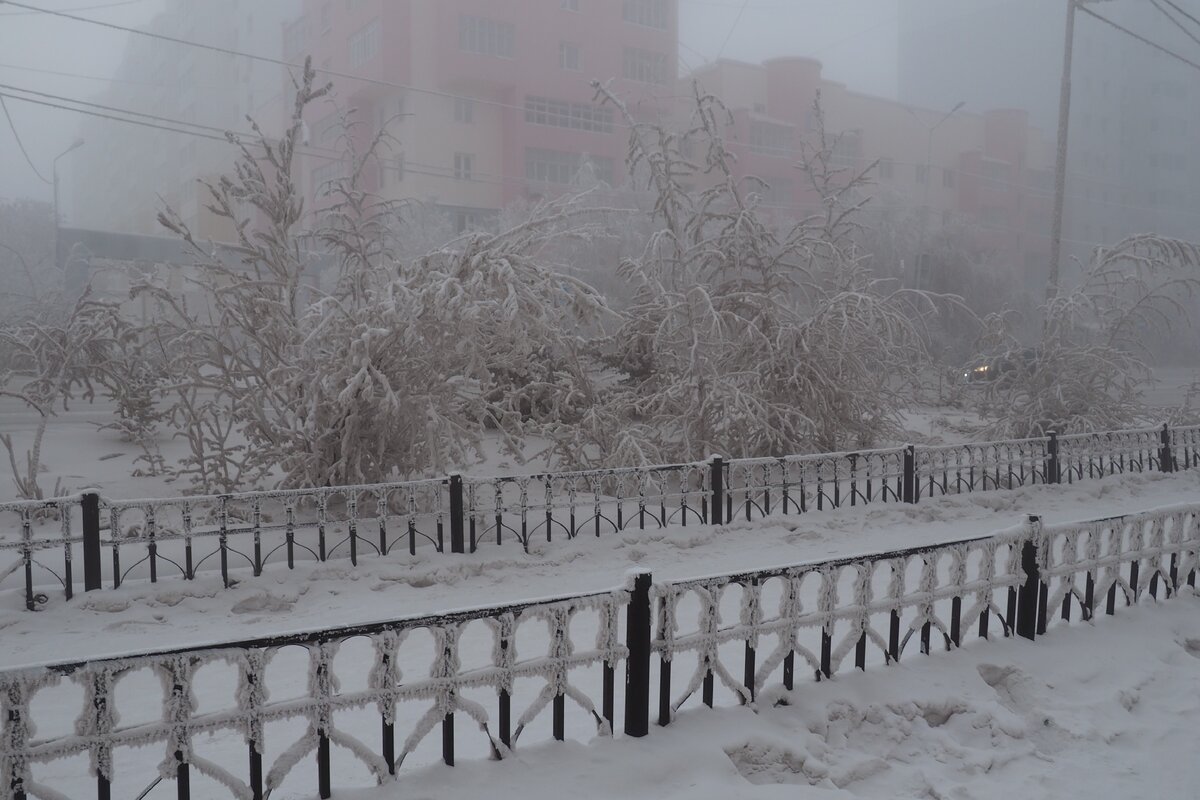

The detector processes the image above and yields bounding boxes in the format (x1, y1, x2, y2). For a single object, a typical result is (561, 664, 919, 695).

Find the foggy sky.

(0, 0, 899, 212)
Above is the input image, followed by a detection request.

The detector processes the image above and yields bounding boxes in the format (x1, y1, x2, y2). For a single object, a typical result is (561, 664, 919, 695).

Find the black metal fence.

(2, 423, 1195, 610)
(2, 502, 1196, 800)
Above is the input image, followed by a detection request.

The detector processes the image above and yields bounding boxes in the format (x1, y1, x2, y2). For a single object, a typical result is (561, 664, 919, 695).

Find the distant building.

(687, 57, 1055, 292)
(72, 0, 293, 243)
(898, 0, 1200, 265)
(286, 0, 680, 231)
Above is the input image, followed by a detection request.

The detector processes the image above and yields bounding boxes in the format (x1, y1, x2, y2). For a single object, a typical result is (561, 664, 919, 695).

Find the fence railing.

(3, 501, 1196, 800)
(2, 423, 1195, 610)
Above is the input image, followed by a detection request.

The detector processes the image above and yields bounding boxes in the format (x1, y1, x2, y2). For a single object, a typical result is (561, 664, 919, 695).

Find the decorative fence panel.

(2, 503, 1197, 800)
(2, 424, 1197, 609)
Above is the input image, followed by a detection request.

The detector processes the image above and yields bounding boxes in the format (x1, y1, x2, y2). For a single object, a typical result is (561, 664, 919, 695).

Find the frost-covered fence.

(3, 502, 1196, 799)
(0, 586, 631, 800)
(2, 424, 1197, 610)
(649, 503, 1198, 725)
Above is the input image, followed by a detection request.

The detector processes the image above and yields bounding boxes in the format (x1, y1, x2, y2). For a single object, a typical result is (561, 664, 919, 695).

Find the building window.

(622, 0, 669, 29)
(916, 164, 929, 184)
(454, 97, 475, 124)
(560, 41, 580, 71)
(348, 20, 380, 68)
(878, 158, 894, 180)
(749, 119, 793, 157)
(622, 47, 668, 85)
(561, 0, 580, 10)
(455, 210, 481, 233)
(525, 95, 614, 133)
(459, 15, 515, 58)
(942, 167, 955, 188)
(454, 153, 474, 181)
(380, 153, 405, 188)
(526, 147, 614, 186)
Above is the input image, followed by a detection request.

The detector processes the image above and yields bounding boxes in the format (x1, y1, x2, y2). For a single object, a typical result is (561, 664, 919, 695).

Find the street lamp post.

(907, 101, 965, 289)
(53, 137, 85, 270)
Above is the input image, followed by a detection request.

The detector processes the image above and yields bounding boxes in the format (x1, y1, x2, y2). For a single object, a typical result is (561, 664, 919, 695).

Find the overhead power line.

(1149, 0, 1200, 48)
(1159, 0, 1200, 30)
(0, 94, 51, 183)
(0, 0, 689, 127)
(0, 0, 143, 16)
(1077, 4, 1200, 73)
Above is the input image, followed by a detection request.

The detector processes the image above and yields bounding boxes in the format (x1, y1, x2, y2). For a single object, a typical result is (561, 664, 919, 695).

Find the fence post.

(1046, 431, 1061, 485)
(1016, 516, 1042, 641)
(1160, 423, 1174, 474)
(624, 570, 652, 737)
(902, 445, 917, 504)
(710, 456, 725, 526)
(81, 491, 102, 593)
(449, 474, 465, 554)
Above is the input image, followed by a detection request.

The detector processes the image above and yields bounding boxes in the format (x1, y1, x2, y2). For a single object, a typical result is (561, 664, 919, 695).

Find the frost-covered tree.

(139, 60, 612, 490)
(972, 234, 1200, 437)
(554, 85, 940, 467)
(0, 293, 130, 498)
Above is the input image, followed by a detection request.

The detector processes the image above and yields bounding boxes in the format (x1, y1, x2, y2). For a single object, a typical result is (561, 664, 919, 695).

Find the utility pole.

(1047, 0, 1115, 301)
(1046, 0, 1079, 301)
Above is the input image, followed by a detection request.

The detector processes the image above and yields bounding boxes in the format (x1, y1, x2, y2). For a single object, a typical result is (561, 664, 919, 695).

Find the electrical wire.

(0, 0, 143, 16)
(1076, 4, 1200, 73)
(1159, 0, 1200, 31)
(0, 0, 688, 128)
(1149, 0, 1200, 49)
(715, 0, 750, 60)
(0, 94, 51, 183)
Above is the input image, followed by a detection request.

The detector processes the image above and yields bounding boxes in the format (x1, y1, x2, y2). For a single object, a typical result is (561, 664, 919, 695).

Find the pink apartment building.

(285, 0, 679, 231)
(689, 57, 1055, 291)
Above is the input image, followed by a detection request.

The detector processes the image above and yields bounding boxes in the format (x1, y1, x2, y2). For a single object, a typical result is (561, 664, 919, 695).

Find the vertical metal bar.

(220, 496, 230, 588)
(710, 456, 725, 525)
(61, 505, 72, 601)
(1016, 524, 1040, 641)
(903, 445, 916, 504)
(1160, 423, 1174, 473)
(703, 668, 714, 706)
(1129, 560, 1140, 603)
(378, 495, 388, 557)
(602, 662, 614, 731)
(285, 503, 294, 570)
(499, 689, 512, 749)
(382, 720, 395, 776)
(889, 609, 901, 662)
(252, 500, 262, 576)
(147, 508, 158, 583)
(175, 750, 190, 800)
(1085, 571, 1096, 621)
(553, 694, 565, 741)
(658, 657, 672, 727)
(449, 475, 465, 554)
(348, 493, 358, 567)
(855, 632, 867, 670)
(317, 496, 327, 562)
(21, 509, 34, 611)
(820, 626, 832, 679)
(783, 651, 795, 689)
(950, 596, 962, 647)
(442, 713, 454, 767)
(250, 742, 264, 799)
(624, 571, 652, 737)
(318, 730, 331, 798)
(1046, 432, 1060, 484)
(82, 491, 102, 592)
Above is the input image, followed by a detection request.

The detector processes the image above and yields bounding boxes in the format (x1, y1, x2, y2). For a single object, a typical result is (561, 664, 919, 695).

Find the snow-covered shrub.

(554, 86, 939, 466)
(140, 61, 611, 490)
(973, 235, 1200, 437)
(0, 293, 130, 498)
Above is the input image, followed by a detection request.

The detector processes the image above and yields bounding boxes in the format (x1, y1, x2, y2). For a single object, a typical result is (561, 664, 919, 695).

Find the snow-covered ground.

(344, 597, 1200, 800)
(4, 468, 1197, 670)
(3, 383, 1199, 800)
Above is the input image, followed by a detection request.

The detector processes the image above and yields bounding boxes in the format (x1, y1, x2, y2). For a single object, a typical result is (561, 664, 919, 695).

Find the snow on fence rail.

(1, 423, 1194, 610)
(2, 502, 1196, 800)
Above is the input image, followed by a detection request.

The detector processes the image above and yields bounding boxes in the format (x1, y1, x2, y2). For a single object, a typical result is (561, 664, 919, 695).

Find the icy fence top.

(1, 424, 1197, 610)
(1, 501, 1196, 800)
